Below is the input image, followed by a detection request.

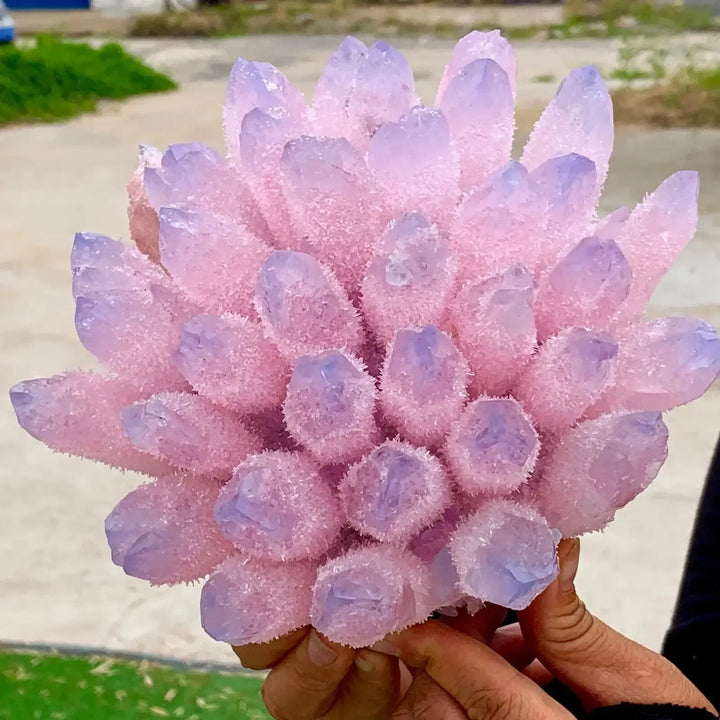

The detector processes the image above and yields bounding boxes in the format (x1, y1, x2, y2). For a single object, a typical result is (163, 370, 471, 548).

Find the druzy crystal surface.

(10, 32, 720, 649)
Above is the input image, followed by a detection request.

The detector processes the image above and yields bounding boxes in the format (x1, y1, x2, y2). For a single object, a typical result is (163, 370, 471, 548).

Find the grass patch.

(610, 35, 720, 128)
(0, 649, 270, 719)
(610, 38, 669, 82)
(614, 64, 720, 127)
(0, 35, 176, 127)
(598, 0, 717, 33)
(128, 0, 718, 40)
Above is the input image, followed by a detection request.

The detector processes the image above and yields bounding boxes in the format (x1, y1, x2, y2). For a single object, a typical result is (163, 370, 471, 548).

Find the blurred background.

(1, 0, 719, 717)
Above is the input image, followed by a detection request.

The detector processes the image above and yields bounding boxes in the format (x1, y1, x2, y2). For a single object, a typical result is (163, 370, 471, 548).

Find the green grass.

(613, 62, 720, 127)
(609, 34, 720, 128)
(531, 73, 556, 84)
(610, 38, 669, 82)
(0, 649, 270, 720)
(128, 0, 718, 40)
(0, 35, 176, 127)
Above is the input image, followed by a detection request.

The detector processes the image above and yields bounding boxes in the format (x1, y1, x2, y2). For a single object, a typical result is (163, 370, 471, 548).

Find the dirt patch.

(613, 80, 720, 128)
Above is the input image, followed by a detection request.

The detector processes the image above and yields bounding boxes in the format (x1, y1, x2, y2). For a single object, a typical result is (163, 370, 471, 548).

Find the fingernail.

(307, 630, 338, 667)
(369, 639, 399, 657)
(354, 650, 374, 673)
(558, 538, 581, 593)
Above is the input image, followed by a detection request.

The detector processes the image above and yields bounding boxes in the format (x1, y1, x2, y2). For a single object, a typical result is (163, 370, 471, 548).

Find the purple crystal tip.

(9, 380, 43, 438)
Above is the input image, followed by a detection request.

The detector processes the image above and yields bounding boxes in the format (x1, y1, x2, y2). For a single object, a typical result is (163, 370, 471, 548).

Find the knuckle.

(293, 662, 341, 694)
(463, 686, 514, 720)
(544, 595, 598, 658)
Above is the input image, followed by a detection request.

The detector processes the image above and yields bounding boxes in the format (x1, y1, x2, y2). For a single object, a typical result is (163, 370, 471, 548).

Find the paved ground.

(10, 3, 565, 36)
(1, 36, 719, 665)
(11, 9, 128, 36)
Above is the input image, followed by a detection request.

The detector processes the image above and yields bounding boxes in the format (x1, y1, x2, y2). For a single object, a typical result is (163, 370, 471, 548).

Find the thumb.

(518, 539, 715, 713)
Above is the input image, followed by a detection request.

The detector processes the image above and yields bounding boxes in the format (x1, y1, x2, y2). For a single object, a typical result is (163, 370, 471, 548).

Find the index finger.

(390, 620, 574, 719)
(233, 626, 309, 670)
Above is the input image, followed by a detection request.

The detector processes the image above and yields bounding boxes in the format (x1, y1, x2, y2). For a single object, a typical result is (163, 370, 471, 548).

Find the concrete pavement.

(1, 36, 719, 665)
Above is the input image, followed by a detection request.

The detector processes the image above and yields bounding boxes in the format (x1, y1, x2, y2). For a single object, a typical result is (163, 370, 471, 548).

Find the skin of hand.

(233, 539, 717, 719)
(233, 627, 403, 720)
(388, 539, 716, 719)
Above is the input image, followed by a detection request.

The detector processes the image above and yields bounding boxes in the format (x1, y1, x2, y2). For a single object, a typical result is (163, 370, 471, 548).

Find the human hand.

(233, 625, 402, 720)
(234, 538, 716, 719)
(231, 602, 505, 719)
(388, 539, 717, 718)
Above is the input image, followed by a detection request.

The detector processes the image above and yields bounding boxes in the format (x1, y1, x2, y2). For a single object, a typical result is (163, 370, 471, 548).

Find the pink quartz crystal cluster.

(10, 33, 720, 649)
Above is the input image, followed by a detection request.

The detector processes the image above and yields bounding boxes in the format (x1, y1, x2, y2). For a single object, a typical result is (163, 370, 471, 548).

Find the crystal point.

(440, 58, 514, 190)
(437, 30, 517, 102)
(451, 161, 543, 282)
(451, 500, 559, 610)
(313, 36, 416, 148)
(362, 213, 457, 344)
(594, 318, 720, 413)
(368, 106, 458, 227)
(530, 153, 599, 272)
(172, 313, 288, 414)
(121, 392, 259, 476)
(283, 350, 377, 464)
(312, 545, 431, 647)
(535, 236, 632, 339)
(256, 250, 362, 360)
(10, 372, 170, 475)
(381, 326, 469, 447)
(445, 397, 539, 496)
(535, 411, 669, 536)
(214, 452, 341, 561)
(280, 136, 384, 289)
(451, 265, 537, 396)
(224, 59, 306, 161)
(105, 473, 232, 584)
(340, 441, 450, 543)
(201, 556, 315, 646)
(615, 171, 699, 320)
(159, 205, 269, 315)
(516, 327, 617, 433)
(522, 65, 613, 187)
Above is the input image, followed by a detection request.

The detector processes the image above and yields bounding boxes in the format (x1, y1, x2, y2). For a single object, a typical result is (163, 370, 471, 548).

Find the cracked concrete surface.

(1, 36, 718, 665)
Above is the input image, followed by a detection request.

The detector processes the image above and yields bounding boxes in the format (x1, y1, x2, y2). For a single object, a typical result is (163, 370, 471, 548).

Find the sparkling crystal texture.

(451, 265, 537, 396)
(534, 236, 632, 340)
(515, 327, 618, 434)
(450, 500, 559, 610)
(362, 213, 457, 344)
(444, 397, 539, 496)
(11, 33, 716, 648)
(593, 318, 720, 413)
(380, 326, 469, 447)
(121, 392, 259, 477)
(312, 545, 431, 647)
(201, 556, 315, 646)
(535, 412, 669, 536)
(522, 65, 613, 188)
(214, 451, 341, 561)
(255, 250, 362, 360)
(340, 440, 450, 543)
(106, 474, 232, 584)
(283, 350, 378, 464)
(172, 313, 288, 414)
